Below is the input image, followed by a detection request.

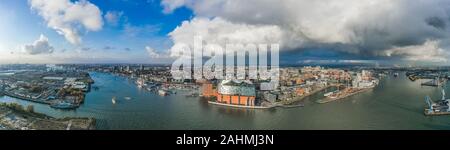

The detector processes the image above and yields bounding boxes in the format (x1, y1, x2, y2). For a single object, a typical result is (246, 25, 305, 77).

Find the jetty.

(421, 77, 446, 87)
(316, 87, 372, 104)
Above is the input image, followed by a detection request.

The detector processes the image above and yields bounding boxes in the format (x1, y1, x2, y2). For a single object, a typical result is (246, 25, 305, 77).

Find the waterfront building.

(263, 91, 278, 103)
(352, 70, 378, 89)
(295, 88, 306, 96)
(201, 83, 217, 97)
(217, 80, 256, 106)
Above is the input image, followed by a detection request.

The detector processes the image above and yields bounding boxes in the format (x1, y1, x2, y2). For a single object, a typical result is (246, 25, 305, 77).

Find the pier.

(316, 87, 373, 104)
(421, 78, 446, 87)
(424, 109, 450, 116)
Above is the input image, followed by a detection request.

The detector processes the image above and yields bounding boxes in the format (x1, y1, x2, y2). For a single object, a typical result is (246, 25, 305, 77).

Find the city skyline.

(1, 0, 450, 66)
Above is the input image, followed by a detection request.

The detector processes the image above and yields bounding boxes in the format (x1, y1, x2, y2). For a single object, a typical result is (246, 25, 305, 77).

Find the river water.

(1, 72, 450, 129)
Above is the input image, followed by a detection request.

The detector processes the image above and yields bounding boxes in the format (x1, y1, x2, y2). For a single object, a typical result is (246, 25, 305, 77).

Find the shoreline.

(207, 101, 305, 109)
(207, 101, 275, 109)
(316, 87, 373, 104)
(280, 84, 338, 105)
(0, 103, 95, 130)
(2, 91, 51, 105)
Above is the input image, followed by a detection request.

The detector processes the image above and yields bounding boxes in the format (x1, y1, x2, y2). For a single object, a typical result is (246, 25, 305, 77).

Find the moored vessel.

(50, 101, 78, 109)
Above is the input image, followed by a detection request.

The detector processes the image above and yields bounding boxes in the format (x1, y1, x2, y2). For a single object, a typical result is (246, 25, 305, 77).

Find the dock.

(2, 91, 51, 105)
(208, 101, 305, 109)
(424, 91, 450, 116)
(424, 109, 450, 116)
(316, 88, 372, 104)
(421, 78, 446, 87)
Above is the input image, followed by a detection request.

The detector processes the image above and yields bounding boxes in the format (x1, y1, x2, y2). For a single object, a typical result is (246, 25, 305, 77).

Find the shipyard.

(424, 89, 450, 116)
(0, 65, 93, 109)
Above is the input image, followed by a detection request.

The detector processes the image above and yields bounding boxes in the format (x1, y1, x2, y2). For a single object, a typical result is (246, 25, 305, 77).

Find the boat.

(50, 101, 78, 109)
(136, 78, 146, 88)
(124, 97, 132, 100)
(158, 89, 168, 96)
(112, 96, 117, 104)
(324, 91, 334, 97)
(327, 93, 338, 99)
(408, 75, 418, 81)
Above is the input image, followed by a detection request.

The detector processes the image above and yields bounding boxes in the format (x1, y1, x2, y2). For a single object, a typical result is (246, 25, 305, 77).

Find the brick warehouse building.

(217, 80, 256, 106)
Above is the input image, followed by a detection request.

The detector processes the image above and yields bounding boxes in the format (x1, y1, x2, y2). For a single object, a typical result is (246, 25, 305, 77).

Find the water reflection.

(215, 106, 256, 118)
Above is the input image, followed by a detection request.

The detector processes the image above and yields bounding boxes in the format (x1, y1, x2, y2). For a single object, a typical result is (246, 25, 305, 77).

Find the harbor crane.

(425, 96, 434, 114)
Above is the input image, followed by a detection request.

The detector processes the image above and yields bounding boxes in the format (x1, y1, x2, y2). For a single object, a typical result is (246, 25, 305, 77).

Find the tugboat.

(50, 101, 78, 109)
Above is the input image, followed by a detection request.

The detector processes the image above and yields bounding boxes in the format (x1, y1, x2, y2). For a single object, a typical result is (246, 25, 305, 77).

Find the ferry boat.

(50, 101, 78, 109)
(324, 91, 335, 97)
(327, 93, 338, 99)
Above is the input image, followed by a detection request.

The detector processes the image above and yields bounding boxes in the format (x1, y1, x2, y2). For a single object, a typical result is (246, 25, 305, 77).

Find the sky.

(1, 0, 450, 66)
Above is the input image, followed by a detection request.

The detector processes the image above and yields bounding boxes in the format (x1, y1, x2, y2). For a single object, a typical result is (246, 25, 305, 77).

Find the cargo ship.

(424, 89, 450, 116)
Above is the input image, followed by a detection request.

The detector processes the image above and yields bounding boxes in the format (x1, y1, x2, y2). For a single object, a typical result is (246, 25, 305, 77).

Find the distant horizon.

(3, 62, 450, 68)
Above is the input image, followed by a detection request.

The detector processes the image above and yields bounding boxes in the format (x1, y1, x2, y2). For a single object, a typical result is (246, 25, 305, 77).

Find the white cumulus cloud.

(104, 11, 123, 26)
(168, 17, 283, 56)
(146, 46, 167, 58)
(30, 0, 104, 45)
(21, 34, 54, 55)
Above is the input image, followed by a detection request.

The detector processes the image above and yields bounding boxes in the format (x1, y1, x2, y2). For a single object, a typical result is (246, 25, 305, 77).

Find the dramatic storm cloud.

(30, 0, 103, 45)
(162, 0, 450, 62)
(21, 34, 54, 55)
